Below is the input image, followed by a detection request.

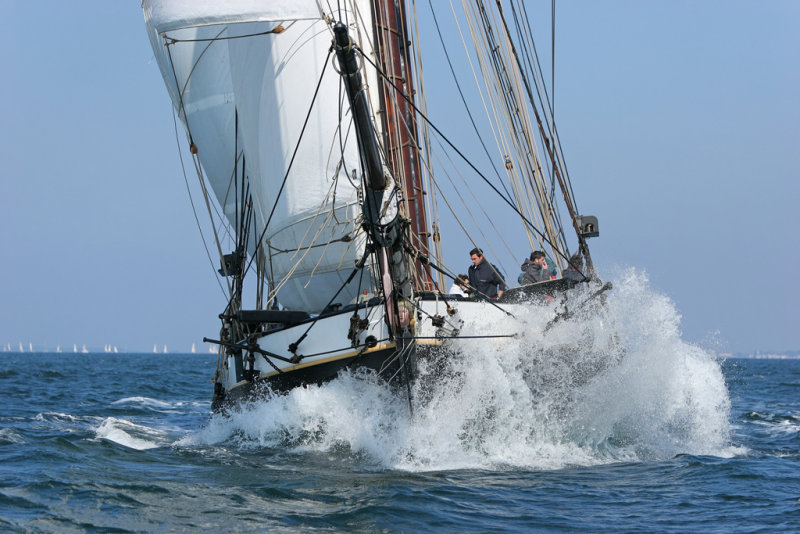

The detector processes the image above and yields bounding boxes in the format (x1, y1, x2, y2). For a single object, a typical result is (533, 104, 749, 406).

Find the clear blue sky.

(1, 1, 797, 354)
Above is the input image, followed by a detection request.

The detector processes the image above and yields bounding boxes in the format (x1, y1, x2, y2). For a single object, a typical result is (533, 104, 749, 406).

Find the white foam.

(33, 412, 104, 434)
(94, 417, 168, 450)
(34, 412, 81, 423)
(749, 414, 800, 436)
(183, 269, 734, 470)
(112, 396, 173, 409)
(0, 428, 25, 444)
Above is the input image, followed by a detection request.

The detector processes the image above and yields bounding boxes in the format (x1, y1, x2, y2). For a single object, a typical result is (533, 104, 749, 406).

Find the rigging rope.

(355, 46, 586, 278)
(163, 22, 296, 44)
(287, 248, 371, 357)
(239, 47, 334, 283)
(169, 108, 226, 299)
(164, 36, 235, 300)
(425, 0, 509, 197)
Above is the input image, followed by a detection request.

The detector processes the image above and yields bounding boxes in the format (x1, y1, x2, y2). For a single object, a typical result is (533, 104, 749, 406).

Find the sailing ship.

(143, 1, 609, 411)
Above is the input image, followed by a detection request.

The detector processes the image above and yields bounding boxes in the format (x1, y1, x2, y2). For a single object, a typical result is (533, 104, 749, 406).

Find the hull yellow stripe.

(258, 341, 398, 379)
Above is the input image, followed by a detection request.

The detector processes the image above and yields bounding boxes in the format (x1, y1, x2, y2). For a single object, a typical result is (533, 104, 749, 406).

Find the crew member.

(520, 251, 551, 284)
(468, 248, 506, 299)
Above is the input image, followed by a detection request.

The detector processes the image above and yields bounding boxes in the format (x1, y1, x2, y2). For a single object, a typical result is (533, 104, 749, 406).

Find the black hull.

(212, 343, 414, 412)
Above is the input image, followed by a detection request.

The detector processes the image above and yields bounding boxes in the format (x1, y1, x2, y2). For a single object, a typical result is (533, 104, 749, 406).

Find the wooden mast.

(372, 0, 434, 291)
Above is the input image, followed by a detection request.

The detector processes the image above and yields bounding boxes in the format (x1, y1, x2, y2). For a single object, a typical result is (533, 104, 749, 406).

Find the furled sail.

(143, 1, 382, 312)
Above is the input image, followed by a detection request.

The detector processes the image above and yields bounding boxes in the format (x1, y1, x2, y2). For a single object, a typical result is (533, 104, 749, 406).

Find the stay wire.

(506, 1, 570, 255)
(169, 107, 227, 299)
(474, 1, 558, 253)
(518, 0, 578, 212)
(355, 45, 585, 277)
(426, 0, 511, 200)
(163, 34, 232, 298)
(492, 4, 585, 261)
(288, 248, 372, 356)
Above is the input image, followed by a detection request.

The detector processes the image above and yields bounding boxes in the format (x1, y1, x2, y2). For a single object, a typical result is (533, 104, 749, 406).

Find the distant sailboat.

(56, 345, 61, 353)
(163, 344, 168, 354)
(73, 344, 78, 353)
(18, 342, 24, 353)
(191, 343, 196, 354)
(153, 344, 158, 353)
(113, 346, 118, 353)
(81, 345, 88, 354)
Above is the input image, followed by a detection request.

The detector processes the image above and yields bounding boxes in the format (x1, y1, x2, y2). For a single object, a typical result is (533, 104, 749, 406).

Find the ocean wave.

(93, 417, 170, 450)
(112, 396, 174, 409)
(33, 412, 104, 434)
(0, 428, 25, 445)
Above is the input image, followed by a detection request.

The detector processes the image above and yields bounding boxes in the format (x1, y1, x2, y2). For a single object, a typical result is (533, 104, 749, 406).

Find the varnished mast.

(372, 0, 434, 291)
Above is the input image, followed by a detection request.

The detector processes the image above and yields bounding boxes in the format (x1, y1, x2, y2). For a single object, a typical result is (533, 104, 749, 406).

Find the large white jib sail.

(143, 1, 383, 313)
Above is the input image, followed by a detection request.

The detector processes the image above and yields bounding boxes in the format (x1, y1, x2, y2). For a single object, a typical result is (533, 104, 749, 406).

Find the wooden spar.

(372, 0, 434, 291)
(334, 22, 414, 338)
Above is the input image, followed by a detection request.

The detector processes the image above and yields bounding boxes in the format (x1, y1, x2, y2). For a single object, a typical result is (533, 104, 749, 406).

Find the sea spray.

(185, 269, 733, 469)
(568, 269, 732, 459)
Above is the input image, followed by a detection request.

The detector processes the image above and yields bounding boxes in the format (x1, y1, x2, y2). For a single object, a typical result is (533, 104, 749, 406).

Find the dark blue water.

(1, 350, 798, 533)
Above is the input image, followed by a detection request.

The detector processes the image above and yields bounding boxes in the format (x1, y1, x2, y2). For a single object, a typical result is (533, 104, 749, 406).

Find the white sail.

(143, 1, 381, 312)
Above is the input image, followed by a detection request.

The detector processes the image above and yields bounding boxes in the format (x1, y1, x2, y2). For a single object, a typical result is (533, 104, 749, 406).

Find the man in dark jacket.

(468, 248, 506, 299)
(520, 251, 551, 284)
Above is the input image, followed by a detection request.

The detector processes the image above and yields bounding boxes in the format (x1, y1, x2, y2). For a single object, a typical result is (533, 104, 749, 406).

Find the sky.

(1, 1, 797, 354)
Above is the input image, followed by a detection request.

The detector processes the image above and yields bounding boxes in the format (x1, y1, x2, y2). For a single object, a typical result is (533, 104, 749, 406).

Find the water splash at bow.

(183, 269, 733, 470)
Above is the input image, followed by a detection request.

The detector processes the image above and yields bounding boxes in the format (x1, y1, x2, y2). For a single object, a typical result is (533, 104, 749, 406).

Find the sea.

(2, 272, 798, 533)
